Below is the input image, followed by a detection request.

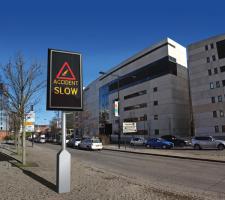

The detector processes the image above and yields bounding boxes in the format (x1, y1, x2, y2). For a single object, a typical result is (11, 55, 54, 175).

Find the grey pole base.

(56, 149, 71, 193)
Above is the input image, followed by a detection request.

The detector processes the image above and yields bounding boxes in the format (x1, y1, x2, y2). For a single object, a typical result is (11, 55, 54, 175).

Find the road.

(39, 143, 225, 198)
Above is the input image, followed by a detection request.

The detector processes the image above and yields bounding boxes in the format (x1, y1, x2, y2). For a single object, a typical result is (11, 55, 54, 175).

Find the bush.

(4, 135, 15, 141)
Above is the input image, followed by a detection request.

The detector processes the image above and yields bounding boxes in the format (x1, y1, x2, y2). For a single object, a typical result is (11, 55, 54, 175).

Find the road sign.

(123, 122, 137, 133)
(47, 49, 83, 111)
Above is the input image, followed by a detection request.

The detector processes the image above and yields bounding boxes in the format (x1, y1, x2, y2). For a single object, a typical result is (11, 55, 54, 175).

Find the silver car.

(78, 138, 103, 150)
(191, 136, 225, 150)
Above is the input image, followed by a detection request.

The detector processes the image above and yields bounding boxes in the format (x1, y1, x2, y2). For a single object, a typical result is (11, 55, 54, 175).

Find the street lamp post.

(99, 72, 136, 149)
(99, 71, 121, 149)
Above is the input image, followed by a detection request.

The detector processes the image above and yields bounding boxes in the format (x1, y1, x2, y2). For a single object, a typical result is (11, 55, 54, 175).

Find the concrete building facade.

(188, 34, 225, 137)
(82, 38, 191, 141)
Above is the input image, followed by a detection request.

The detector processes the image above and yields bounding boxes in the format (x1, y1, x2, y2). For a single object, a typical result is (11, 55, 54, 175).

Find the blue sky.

(1, 0, 225, 124)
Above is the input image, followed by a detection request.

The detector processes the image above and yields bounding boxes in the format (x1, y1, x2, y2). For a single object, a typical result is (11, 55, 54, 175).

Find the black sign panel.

(47, 49, 83, 111)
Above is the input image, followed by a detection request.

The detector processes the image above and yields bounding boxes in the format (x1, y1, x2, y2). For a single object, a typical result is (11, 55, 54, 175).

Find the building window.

(215, 126, 219, 133)
(218, 95, 222, 102)
(124, 90, 147, 100)
(222, 80, 225, 87)
(153, 87, 158, 92)
(220, 66, 225, 73)
(216, 39, 225, 59)
(210, 43, 214, 49)
(220, 110, 224, 117)
(207, 57, 210, 63)
(216, 81, 220, 88)
(124, 103, 147, 111)
(213, 111, 217, 118)
(124, 118, 138, 122)
(139, 115, 147, 121)
(154, 129, 159, 135)
(208, 69, 212, 76)
(222, 125, 225, 133)
(212, 55, 216, 61)
(153, 101, 158, 106)
(211, 97, 215, 103)
(210, 82, 214, 89)
(154, 115, 158, 120)
(205, 45, 208, 51)
(214, 68, 218, 74)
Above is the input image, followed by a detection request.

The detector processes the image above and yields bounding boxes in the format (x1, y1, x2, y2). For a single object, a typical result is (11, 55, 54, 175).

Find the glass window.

(222, 80, 225, 87)
(153, 87, 158, 92)
(216, 81, 220, 88)
(222, 125, 225, 133)
(140, 115, 147, 121)
(213, 111, 217, 118)
(208, 69, 212, 76)
(220, 110, 224, 117)
(124, 90, 147, 100)
(210, 43, 214, 49)
(220, 66, 225, 72)
(215, 126, 219, 133)
(212, 55, 216, 61)
(153, 101, 158, 106)
(124, 118, 138, 122)
(207, 57, 210, 63)
(154, 115, 158, 120)
(108, 56, 177, 92)
(154, 129, 159, 135)
(210, 82, 214, 89)
(218, 95, 222, 102)
(214, 68, 218, 74)
(211, 97, 215, 103)
(124, 103, 147, 111)
(205, 45, 208, 51)
(216, 39, 225, 59)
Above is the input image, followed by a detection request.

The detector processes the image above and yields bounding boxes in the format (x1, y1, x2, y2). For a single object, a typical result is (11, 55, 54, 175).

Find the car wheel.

(194, 144, 201, 150)
(162, 145, 167, 149)
(146, 144, 151, 148)
(217, 144, 225, 150)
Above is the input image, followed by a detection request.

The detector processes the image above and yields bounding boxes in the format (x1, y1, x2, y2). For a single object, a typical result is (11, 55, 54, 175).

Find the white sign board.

(25, 111, 35, 132)
(123, 122, 137, 133)
(114, 101, 119, 117)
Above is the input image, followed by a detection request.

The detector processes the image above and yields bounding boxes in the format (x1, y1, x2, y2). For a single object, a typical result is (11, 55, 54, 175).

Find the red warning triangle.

(56, 62, 76, 81)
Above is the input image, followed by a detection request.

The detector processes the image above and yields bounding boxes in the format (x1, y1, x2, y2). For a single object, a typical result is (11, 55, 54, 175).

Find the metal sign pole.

(56, 111, 71, 193)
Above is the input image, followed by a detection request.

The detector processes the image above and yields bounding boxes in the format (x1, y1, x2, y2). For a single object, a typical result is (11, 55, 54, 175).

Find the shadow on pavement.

(0, 152, 57, 193)
(22, 169, 57, 192)
(0, 152, 14, 162)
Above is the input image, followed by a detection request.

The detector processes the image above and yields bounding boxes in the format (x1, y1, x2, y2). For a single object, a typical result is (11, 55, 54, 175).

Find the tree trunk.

(15, 133, 19, 154)
(22, 125, 26, 165)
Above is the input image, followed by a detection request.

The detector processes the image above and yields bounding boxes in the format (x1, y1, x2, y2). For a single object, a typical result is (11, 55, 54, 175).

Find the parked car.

(130, 137, 146, 146)
(78, 138, 103, 150)
(67, 138, 81, 148)
(161, 135, 187, 147)
(145, 138, 174, 149)
(191, 136, 225, 150)
(34, 135, 46, 143)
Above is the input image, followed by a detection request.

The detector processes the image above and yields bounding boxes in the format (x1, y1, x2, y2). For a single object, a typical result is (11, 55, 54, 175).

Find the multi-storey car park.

(81, 38, 191, 143)
(188, 34, 225, 137)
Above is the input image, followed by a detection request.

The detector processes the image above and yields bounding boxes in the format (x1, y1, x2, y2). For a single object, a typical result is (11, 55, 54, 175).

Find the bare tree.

(2, 53, 44, 165)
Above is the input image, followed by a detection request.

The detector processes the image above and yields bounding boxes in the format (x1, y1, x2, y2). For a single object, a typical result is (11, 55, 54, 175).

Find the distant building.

(188, 34, 225, 136)
(82, 38, 191, 142)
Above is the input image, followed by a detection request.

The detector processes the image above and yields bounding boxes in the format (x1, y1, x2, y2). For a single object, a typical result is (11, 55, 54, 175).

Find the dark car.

(145, 138, 174, 149)
(161, 135, 186, 147)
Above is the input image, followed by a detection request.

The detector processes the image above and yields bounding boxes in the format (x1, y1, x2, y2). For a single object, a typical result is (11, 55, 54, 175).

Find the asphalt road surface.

(39, 143, 225, 198)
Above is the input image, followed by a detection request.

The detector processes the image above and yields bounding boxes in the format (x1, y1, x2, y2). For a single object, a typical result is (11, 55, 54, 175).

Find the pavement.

(103, 144, 225, 163)
(0, 141, 209, 200)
